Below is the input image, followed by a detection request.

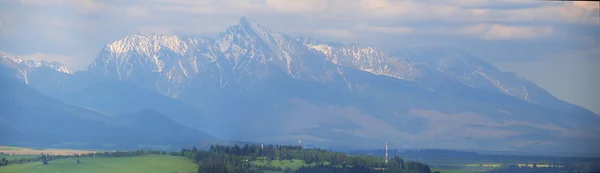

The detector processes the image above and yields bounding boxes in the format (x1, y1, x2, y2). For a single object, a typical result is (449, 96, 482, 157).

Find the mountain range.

(0, 17, 598, 155)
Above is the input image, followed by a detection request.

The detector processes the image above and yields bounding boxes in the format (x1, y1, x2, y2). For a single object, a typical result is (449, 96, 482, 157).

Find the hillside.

(0, 67, 212, 148)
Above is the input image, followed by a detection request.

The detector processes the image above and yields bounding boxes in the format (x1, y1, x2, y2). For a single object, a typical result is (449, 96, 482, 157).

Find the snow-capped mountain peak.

(82, 17, 563, 108)
(17, 59, 70, 74)
(236, 17, 272, 41)
(297, 38, 421, 80)
(0, 53, 72, 84)
(2, 55, 73, 74)
(86, 17, 340, 96)
(106, 33, 189, 56)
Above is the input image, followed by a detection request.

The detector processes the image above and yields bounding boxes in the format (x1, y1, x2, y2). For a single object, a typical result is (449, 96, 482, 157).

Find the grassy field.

(0, 155, 198, 173)
(0, 153, 40, 160)
(251, 159, 310, 170)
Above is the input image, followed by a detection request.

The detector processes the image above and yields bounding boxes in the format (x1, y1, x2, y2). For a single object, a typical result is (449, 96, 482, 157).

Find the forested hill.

(180, 144, 437, 173)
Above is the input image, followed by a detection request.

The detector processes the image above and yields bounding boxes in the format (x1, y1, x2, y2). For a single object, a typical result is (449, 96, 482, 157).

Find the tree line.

(180, 144, 439, 173)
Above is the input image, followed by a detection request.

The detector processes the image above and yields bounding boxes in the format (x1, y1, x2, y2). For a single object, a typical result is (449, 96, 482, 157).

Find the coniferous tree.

(41, 153, 48, 165)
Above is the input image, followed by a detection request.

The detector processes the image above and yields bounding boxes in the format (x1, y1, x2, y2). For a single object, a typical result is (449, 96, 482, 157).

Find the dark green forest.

(181, 144, 439, 173)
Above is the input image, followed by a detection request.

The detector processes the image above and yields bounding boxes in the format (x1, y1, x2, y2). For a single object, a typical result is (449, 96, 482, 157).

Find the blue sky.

(0, 0, 599, 113)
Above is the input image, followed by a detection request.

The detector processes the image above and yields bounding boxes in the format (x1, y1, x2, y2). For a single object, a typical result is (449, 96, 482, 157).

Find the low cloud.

(449, 24, 554, 40)
(355, 25, 413, 35)
(311, 29, 355, 39)
(20, 0, 107, 14)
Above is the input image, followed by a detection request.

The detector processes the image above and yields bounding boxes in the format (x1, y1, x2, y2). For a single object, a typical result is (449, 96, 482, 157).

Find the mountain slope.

(297, 37, 421, 80)
(108, 110, 214, 143)
(57, 78, 213, 133)
(21, 69, 214, 134)
(17, 17, 600, 154)
(13, 58, 72, 74)
(391, 48, 598, 121)
(0, 70, 212, 148)
(0, 53, 72, 84)
(0, 54, 28, 82)
(86, 17, 334, 97)
(297, 40, 598, 128)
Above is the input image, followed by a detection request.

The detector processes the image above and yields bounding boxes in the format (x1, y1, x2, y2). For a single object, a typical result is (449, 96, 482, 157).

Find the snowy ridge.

(87, 33, 213, 96)
(18, 59, 73, 74)
(86, 17, 333, 96)
(299, 38, 420, 80)
(83, 17, 554, 106)
(107, 33, 188, 56)
(0, 53, 73, 74)
(394, 48, 538, 103)
(0, 53, 29, 83)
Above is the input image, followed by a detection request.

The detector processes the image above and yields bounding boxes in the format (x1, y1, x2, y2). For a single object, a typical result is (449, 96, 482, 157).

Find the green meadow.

(0, 155, 198, 173)
(251, 159, 313, 171)
(0, 154, 39, 160)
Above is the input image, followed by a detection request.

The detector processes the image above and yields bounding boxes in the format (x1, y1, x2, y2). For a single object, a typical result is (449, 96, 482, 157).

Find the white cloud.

(358, 0, 415, 17)
(15, 0, 599, 24)
(356, 25, 413, 35)
(123, 6, 151, 18)
(20, 0, 107, 14)
(151, 0, 268, 15)
(5, 0, 597, 66)
(311, 29, 355, 39)
(483, 25, 553, 40)
(572, 1, 599, 11)
(451, 24, 554, 40)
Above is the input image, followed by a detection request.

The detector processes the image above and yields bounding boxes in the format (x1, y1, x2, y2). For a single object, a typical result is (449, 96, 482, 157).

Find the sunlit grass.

(0, 155, 197, 173)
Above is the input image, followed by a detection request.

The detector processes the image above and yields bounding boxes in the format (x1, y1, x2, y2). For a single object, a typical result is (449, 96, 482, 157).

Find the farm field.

(0, 146, 24, 150)
(0, 146, 97, 156)
(0, 155, 198, 173)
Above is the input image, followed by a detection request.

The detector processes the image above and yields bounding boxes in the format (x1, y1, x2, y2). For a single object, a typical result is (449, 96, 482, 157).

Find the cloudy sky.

(0, 0, 599, 113)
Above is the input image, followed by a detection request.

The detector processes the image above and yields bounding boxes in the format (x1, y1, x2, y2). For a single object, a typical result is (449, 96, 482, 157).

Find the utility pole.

(385, 142, 388, 164)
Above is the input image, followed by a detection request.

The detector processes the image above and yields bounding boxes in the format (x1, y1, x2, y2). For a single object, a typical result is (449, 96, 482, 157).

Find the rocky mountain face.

(86, 17, 333, 97)
(296, 37, 421, 80)
(0, 53, 72, 84)
(6, 17, 600, 154)
(14, 58, 73, 74)
(0, 54, 28, 82)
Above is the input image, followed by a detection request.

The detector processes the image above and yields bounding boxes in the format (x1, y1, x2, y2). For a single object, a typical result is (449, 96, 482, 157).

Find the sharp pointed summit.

(239, 16, 250, 24)
(229, 16, 272, 39)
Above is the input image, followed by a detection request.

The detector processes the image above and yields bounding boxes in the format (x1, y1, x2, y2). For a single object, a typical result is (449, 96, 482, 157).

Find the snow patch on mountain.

(107, 33, 188, 57)
(81, 17, 574, 111)
(17, 59, 73, 74)
(0, 53, 73, 75)
(85, 17, 338, 96)
(298, 37, 420, 80)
